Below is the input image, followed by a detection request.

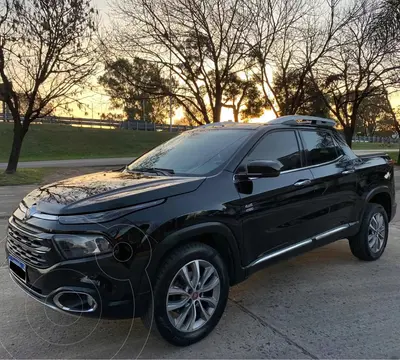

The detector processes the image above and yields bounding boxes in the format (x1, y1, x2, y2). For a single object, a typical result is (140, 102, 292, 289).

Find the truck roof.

(199, 115, 336, 130)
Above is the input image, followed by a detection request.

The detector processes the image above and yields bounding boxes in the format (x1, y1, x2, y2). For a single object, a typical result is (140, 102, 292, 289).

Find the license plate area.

(9, 255, 26, 282)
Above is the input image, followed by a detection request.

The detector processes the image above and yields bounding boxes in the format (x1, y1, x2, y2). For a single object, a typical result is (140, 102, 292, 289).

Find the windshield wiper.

(126, 167, 175, 176)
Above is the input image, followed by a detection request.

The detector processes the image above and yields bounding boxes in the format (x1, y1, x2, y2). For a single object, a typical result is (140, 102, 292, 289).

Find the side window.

(333, 132, 358, 160)
(301, 130, 339, 166)
(247, 131, 302, 171)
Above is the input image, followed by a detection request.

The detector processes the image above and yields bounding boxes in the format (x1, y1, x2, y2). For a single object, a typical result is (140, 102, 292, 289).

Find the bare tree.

(111, 0, 254, 125)
(375, 0, 400, 38)
(356, 92, 393, 136)
(249, 0, 357, 117)
(311, 0, 400, 147)
(272, 68, 330, 117)
(248, 0, 308, 116)
(381, 88, 400, 162)
(0, 0, 98, 173)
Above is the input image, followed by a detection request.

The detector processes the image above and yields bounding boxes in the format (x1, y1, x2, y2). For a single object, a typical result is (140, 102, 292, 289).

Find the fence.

(1, 114, 398, 141)
(0, 114, 194, 132)
(352, 135, 399, 144)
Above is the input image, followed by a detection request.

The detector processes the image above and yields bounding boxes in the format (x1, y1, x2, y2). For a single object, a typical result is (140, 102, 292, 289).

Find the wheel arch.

(365, 186, 392, 220)
(145, 222, 245, 289)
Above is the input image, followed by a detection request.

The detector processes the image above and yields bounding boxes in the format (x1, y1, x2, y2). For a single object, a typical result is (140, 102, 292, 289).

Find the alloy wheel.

(166, 260, 220, 332)
(368, 212, 386, 253)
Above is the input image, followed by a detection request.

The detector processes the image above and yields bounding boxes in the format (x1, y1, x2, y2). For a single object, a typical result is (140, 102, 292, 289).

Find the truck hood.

(22, 170, 205, 215)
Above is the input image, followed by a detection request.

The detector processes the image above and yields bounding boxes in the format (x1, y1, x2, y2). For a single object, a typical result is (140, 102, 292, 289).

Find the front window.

(246, 130, 302, 171)
(128, 129, 253, 176)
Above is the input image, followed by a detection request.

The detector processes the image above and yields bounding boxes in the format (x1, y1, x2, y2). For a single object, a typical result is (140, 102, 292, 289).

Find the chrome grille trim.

(18, 203, 59, 221)
(7, 220, 53, 268)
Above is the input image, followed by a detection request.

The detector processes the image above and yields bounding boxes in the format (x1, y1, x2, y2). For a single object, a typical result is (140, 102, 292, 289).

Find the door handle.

(294, 179, 312, 186)
(342, 169, 355, 175)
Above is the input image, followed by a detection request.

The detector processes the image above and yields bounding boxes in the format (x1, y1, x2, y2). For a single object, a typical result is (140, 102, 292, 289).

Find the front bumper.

(6, 223, 151, 319)
(7, 250, 151, 318)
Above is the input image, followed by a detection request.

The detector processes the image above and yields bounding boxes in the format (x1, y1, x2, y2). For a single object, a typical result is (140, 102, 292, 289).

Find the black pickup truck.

(6, 115, 396, 346)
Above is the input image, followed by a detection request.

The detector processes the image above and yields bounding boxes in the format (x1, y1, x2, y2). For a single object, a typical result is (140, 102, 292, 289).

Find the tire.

(348, 203, 389, 261)
(141, 243, 229, 346)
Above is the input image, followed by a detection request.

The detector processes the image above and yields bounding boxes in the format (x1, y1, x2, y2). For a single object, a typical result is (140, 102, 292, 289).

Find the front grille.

(7, 221, 54, 268)
(13, 216, 41, 235)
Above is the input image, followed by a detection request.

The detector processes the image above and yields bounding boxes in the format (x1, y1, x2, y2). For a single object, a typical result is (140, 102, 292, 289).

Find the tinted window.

(301, 130, 339, 165)
(247, 131, 301, 171)
(128, 129, 252, 175)
(333, 132, 358, 160)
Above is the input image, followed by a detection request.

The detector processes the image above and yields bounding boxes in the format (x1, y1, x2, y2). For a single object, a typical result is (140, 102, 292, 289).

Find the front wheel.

(349, 203, 389, 261)
(142, 243, 229, 346)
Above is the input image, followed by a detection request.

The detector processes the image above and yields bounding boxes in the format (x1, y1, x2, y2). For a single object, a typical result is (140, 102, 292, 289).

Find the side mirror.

(246, 160, 282, 178)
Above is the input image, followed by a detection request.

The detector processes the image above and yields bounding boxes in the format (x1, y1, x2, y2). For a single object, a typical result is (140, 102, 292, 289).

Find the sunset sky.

(62, 0, 398, 124)
(58, 0, 275, 123)
(56, 0, 116, 120)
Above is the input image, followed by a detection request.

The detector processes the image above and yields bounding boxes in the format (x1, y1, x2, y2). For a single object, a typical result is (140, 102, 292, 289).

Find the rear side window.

(247, 131, 301, 171)
(333, 132, 358, 160)
(301, 130, 339, 165)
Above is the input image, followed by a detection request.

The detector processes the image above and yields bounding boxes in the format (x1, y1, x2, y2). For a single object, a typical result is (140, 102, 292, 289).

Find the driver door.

(237, 130, 318, 267)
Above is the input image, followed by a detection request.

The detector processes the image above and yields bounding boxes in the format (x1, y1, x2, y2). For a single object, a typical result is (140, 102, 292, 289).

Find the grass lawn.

(385, 152, 399, 164)
(352, 142, 399, 150)
(0, 123, 177, 162)
(0, 168, 54, 186)
(0, 122, 399, 165)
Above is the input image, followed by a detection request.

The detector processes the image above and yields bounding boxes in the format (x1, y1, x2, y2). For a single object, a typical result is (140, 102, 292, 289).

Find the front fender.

(139, 222, 245, 296)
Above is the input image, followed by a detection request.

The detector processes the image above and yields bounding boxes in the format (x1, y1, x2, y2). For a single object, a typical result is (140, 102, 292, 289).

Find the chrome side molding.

(247, 239, 313, 268)
(314, 222, 358, 241)
(247, 222, 358, 269)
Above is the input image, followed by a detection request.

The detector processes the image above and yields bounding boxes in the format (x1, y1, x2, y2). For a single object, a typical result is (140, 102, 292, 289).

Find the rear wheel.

(349, 203, 388, 261)
(142, 243, 229, 346)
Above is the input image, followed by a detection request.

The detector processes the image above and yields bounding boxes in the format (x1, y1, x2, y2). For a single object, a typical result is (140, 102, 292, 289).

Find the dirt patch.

(42, 166, 120, 184)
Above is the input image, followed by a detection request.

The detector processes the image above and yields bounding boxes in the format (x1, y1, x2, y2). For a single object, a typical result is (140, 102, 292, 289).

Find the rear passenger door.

(299, 129, 359, 236)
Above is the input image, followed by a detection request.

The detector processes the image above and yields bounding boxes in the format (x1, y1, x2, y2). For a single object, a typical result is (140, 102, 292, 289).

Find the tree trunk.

(5, 122, 27, 174)
(343, 126, 353, 148)
(213, 83, 223, 123)
(213, 101, 222, 123)
(233, 107, 239, 123)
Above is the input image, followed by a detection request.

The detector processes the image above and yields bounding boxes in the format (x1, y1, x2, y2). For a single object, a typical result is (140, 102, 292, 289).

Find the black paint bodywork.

(6, 123, 397, 318)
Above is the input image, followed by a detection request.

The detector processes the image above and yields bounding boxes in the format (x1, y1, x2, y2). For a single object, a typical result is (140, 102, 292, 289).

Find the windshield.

(127, 129, 253, 176)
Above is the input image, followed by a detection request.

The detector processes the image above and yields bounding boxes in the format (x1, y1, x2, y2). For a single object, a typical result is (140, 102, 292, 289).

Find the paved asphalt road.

(1, 174, 400, 358)
(0, 150, 396, 169)
(0, 186, 36, 219)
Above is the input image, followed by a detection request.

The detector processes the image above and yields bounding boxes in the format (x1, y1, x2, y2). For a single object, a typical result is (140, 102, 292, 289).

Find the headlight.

(54, 234, 113, 259)
(58, 199, 165, 225)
